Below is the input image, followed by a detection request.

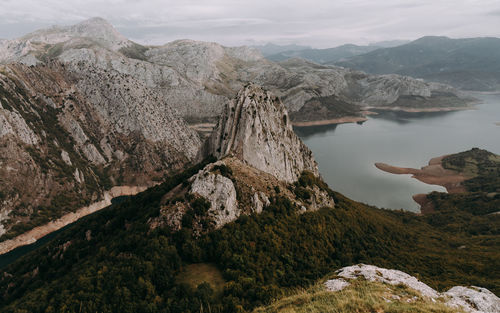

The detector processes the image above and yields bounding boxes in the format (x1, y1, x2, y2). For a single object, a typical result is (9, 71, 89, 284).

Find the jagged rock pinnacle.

(202, 84, 319, 182)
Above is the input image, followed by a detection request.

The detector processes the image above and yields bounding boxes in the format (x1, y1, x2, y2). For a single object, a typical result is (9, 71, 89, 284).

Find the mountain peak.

(202, 84, 319, 182)
(77, 17, 112, 26)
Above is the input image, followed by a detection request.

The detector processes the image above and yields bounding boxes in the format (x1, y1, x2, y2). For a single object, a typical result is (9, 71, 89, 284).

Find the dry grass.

(176, 263, 226, 294)
(254, 279, 464, 313)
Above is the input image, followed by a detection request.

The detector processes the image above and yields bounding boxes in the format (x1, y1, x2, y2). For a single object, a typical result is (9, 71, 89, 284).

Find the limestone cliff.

(202, 84, 319, 183)
(0, 62, 200, 239)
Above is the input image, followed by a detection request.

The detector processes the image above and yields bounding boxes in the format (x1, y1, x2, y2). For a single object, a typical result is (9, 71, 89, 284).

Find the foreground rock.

(325, 264, 500, 313)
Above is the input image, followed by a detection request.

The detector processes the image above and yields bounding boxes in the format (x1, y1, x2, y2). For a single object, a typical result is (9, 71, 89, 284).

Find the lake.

(295, 93, 500, 212)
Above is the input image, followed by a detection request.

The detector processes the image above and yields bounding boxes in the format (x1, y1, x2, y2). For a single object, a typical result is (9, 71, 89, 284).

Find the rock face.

(202, 84, 319, 183)
(153, 85, 333, 233)
(0, 18, 473, 124)
(325, 264, 500, 313)
(0, 61, 200, 239)
(190, 163, 239, 228)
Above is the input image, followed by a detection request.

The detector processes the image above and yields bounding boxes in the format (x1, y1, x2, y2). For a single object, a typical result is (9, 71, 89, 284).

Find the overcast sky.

(1, 0, 499, 47)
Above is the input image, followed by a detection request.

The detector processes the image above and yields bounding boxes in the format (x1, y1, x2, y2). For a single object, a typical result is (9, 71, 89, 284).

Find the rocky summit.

(202, 84, 319, 183)
(151, 85, 333, 233)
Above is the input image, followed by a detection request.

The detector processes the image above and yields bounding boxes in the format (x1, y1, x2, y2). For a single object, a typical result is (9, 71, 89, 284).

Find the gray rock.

(326, 264, 500, 313)
(190, 164, 240, 228)
(203, 84, 319, 183)
(445, 286, 500, 313)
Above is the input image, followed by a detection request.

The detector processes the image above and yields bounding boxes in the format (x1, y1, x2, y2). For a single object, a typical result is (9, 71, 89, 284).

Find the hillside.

(255, 264, 500, 313)
(0, 61, 200, 241)
(0, 86, 498, 312)
(336, 36, 500, 91)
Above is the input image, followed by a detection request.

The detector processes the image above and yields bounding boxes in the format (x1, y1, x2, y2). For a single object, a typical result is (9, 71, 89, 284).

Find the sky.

(0, 0, 499, 48)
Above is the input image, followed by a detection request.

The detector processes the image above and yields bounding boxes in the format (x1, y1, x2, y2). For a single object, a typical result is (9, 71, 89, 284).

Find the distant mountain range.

(0, 18, 475, 243)
(255, 37, 500, 91)
(250, 43, 312, 56)
(265, 44, 380, 63)
(255, 40, 410, 64)
(335, 36, 500, 91)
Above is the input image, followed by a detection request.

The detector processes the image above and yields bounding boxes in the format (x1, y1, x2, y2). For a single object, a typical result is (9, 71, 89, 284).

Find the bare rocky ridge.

(0, 18, 474, 125)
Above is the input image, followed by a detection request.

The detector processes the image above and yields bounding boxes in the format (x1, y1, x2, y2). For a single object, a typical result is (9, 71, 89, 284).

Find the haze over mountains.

(258, 36, 500, 92)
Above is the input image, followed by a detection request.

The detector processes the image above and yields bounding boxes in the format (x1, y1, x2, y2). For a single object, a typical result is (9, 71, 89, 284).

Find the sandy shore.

(0, 185, 150, 255)
(292, 116, 368, 127)
(375, 155, 467, 193)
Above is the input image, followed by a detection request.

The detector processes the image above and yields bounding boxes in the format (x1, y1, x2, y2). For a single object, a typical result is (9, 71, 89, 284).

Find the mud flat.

(375, 155, 467, 193)
(375, 155, 470, 212)
(0, 186, 149, 255)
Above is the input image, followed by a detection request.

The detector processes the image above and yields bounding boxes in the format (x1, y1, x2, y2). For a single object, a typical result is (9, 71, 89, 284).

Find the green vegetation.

(442, 148, 500, 193)
(0, 157, 497, 312)
(421, 148, 500, 224)
(254, 279, 463, 313)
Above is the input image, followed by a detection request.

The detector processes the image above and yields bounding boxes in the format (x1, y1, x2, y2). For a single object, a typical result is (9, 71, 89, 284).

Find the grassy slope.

(254, 279, 464, 313)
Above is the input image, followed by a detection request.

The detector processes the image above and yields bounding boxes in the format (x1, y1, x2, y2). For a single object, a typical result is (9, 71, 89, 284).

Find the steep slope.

(0, 61, 200, 241)
(0, 18, 473, 124)
(336, 36, 500, 91)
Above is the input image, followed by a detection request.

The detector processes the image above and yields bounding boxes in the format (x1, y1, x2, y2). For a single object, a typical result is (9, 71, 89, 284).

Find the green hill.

(335, 36, 500, 91)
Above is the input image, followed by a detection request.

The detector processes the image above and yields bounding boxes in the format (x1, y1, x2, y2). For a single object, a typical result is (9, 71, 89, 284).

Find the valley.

(0, 16, 498, 313)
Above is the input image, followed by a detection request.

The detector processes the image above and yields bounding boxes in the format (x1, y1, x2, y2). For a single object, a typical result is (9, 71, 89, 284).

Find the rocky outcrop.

(202, 84, 319, 182)
(190, 163, 239, 228)
(153, 85, 333, 233)
(325, 264, 500, 313)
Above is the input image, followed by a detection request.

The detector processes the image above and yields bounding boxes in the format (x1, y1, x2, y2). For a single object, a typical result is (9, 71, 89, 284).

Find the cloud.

(0, 0, 499, 47)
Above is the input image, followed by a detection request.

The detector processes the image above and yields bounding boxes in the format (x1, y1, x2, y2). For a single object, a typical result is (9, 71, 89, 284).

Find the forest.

(0, 156, 498, 312)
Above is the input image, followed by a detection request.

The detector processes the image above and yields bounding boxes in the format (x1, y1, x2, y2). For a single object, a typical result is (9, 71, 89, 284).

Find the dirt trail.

(0, 186, 149, 255)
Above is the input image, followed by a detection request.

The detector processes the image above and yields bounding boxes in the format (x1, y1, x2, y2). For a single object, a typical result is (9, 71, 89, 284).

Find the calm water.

(295, 93, 500, 212)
